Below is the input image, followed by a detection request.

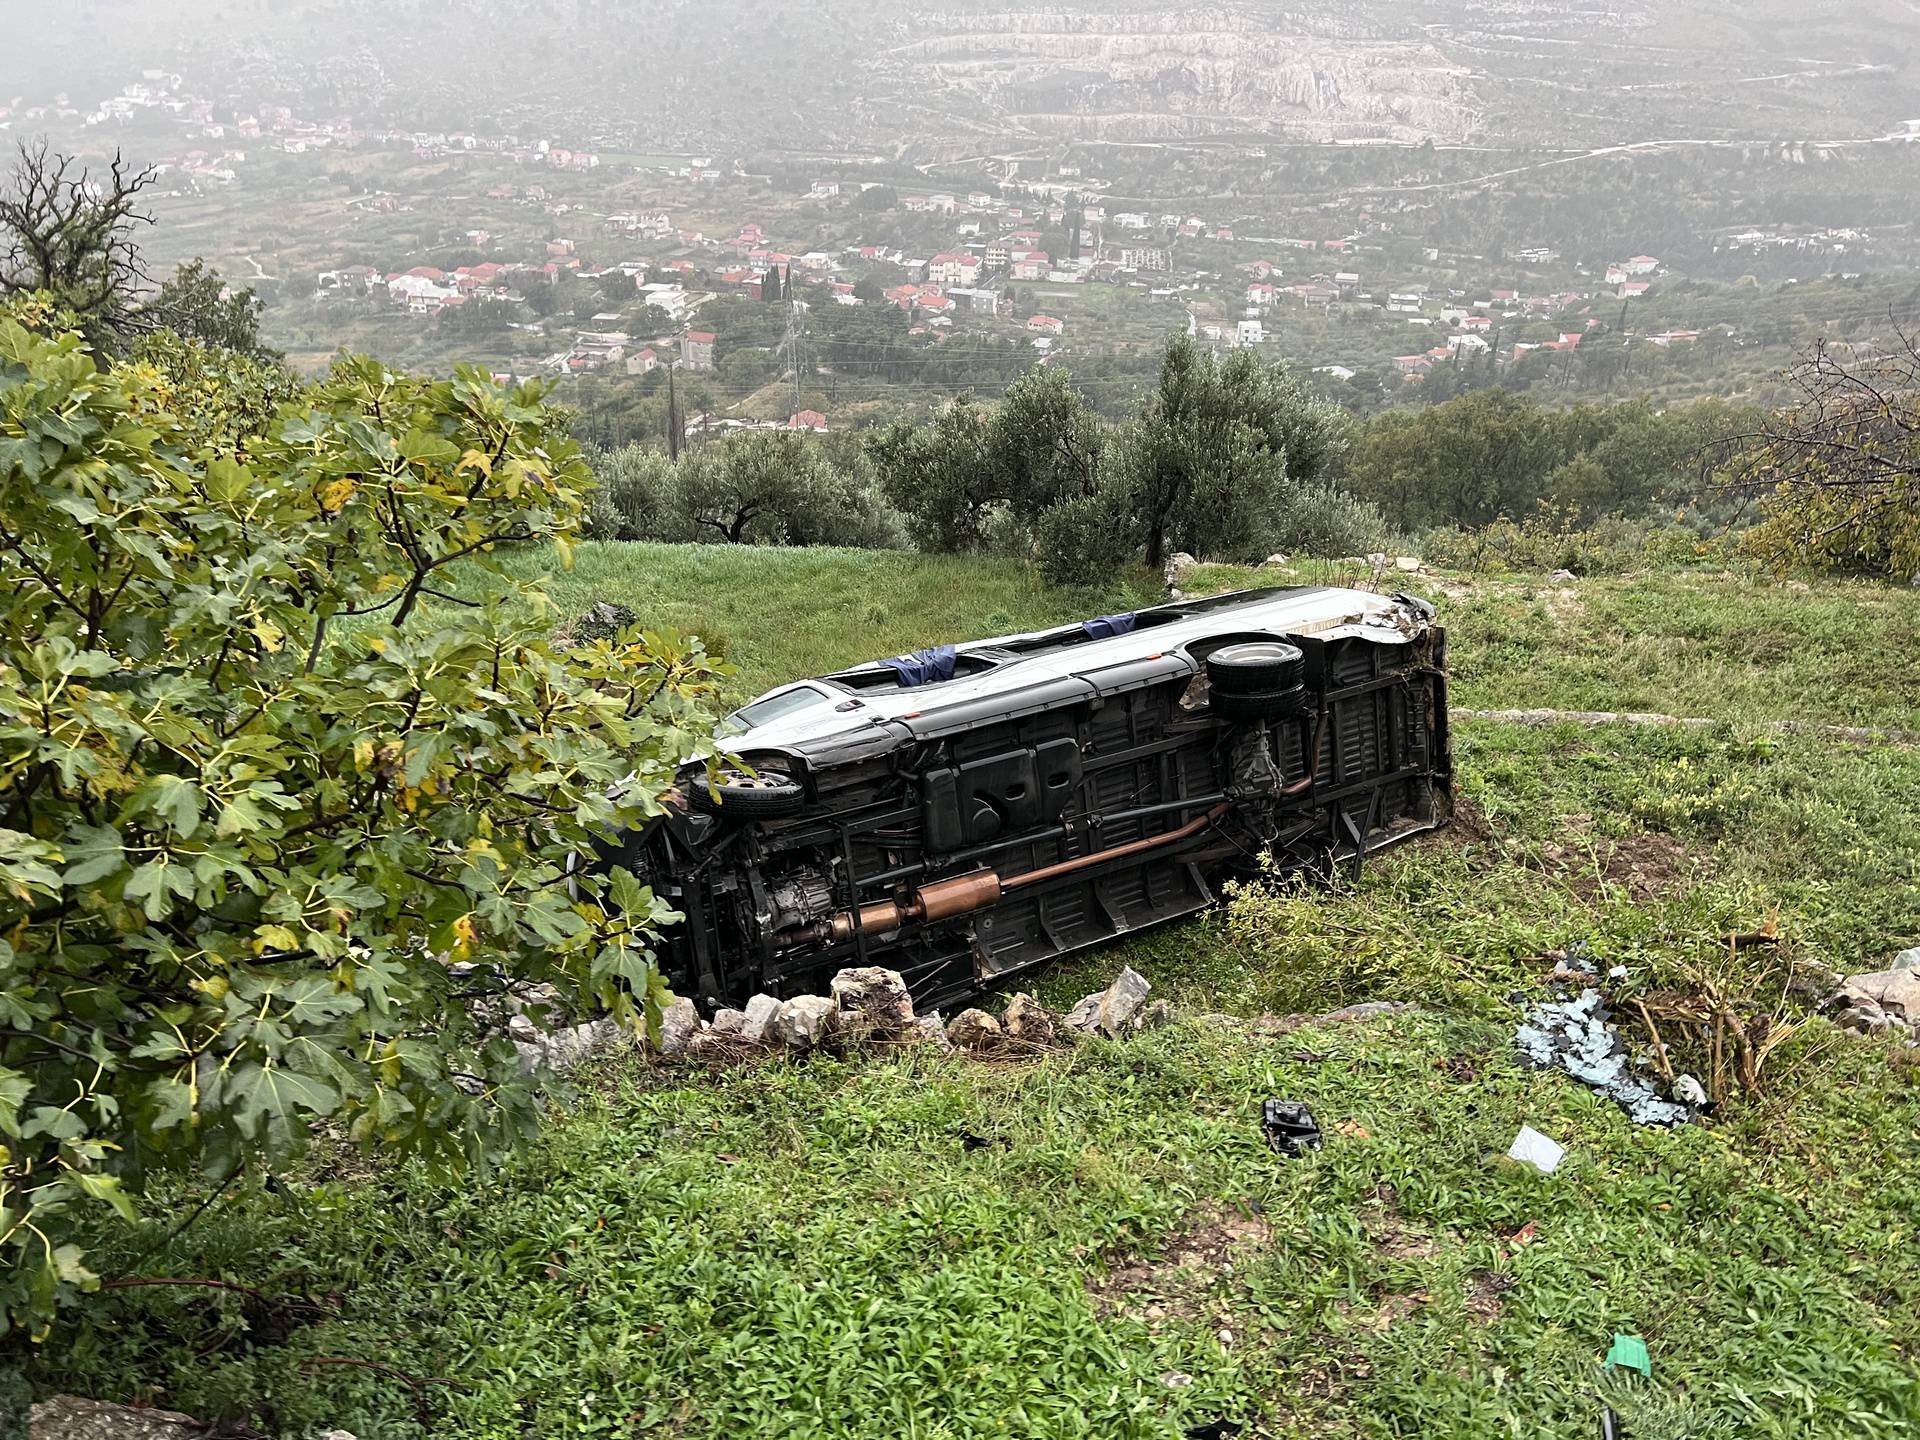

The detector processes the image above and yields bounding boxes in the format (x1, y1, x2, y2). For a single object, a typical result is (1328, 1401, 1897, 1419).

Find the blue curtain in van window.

(1079, 613, 1138, 640)
(879, 644, 958, 687)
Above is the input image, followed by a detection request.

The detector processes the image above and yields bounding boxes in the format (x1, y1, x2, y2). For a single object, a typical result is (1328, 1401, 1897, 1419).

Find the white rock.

(711, 1007, 748, 1036)
(829, 966, 915, 1037)
(1393, 555, 1422, 573)
(910, 1013, 953, 1050)
(947, 1008, 1003, 1051)
(774, 994, 836, 1048)
(1260, 552, 1290, 568)
(1133, 998, 1175, 1031)
(1831, 968, 1920, 1033)
(28, 1397, 206, 1439)
(658, 996, 698, 1056)
(506, 1012, 540, 1043)
(1547, 568, 1576, 584)
(1064, 966, 1152, 1037)
(1891, 947, 1920, 972)
(1001, 992, 1056, 1045)
(740, 993, 782, 1045)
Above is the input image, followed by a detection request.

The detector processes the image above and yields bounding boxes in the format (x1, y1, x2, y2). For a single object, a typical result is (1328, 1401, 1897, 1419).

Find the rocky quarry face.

(879, 7, 1480, 143)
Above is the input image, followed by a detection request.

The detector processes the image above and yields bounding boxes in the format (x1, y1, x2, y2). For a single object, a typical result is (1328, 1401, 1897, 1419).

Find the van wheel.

(689, 770, 806, 819)
(1208, 642, 1308, 718)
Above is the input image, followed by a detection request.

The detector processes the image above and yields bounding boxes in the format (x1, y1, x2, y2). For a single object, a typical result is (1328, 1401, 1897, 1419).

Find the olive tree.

(0, 316, 722, 1335)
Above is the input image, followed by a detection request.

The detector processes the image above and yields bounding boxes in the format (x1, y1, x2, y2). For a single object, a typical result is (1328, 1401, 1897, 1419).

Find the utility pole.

(666, 361, 680, 461)
(777, 265, 805, 421)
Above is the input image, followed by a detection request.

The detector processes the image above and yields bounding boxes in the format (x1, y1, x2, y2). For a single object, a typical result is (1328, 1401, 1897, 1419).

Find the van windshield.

(716, 684, 833, 738)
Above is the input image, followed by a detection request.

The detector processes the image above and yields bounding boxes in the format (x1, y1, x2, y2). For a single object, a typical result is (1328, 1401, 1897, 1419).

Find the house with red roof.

(928, 252, 981, 286)
(680, 331, 716, 371)
(788, 409, 828, 432)
(1026, 315, 1064, 335)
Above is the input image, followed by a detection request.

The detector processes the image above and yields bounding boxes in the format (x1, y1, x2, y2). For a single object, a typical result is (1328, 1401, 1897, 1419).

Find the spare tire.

(1207, 641, 1308, 720)
(1207, 641, 1305, 693)
(689, 768, 806, 819)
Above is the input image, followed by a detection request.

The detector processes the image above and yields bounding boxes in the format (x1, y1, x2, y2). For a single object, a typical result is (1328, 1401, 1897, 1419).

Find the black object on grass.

(1262, 1099, 1323, 1156)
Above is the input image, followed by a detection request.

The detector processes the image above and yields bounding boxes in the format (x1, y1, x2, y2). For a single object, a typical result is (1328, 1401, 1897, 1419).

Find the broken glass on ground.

(1515, 988, 1692, 1126)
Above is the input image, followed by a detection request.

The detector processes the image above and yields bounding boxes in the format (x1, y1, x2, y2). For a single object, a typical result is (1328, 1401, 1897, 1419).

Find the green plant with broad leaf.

(0, 313, 722, 1337)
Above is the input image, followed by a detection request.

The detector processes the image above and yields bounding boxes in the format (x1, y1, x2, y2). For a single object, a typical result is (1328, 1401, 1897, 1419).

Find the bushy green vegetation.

(0, 313, 719, 1336)
(22, 547, 1920, 1438)
(583, 430, 903, 549)
(1345, 389, 1756, 532)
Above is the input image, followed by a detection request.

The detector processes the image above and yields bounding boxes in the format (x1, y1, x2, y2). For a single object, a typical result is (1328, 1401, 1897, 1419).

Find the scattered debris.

(1672, 1073, 1708, 1106)
(1506, 1126, 1566, 1175)
(1064, 966, 1153, 1037)
(1160, 1370, 1194, 1388)
(1547, 569, 1577, 585)
(1606, 1333, 1652, 1377)
(1184, 1423, 1244, 1440)
(1516, 989, 1692, 1126)
(1262, 1099, 1323, 1157)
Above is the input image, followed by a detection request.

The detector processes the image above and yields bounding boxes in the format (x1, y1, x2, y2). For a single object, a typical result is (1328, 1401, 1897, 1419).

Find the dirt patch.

(1411, 790, 1495, 858)
(1086, 1203, 1272, 1324)
(1362, 1183, 1448, 1262)
(1546, 814, 1705, 903)
(1465, 1270, 1512, 1324)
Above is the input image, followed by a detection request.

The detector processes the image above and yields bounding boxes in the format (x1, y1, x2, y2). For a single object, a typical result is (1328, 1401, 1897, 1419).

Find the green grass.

(39, 1019, 1920, 1438)
(18, 545, 1920, 1438)
(501, 541, 1163, 706)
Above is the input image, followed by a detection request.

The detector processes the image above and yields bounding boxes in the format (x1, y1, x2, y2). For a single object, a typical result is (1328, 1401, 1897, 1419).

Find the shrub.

(0, 323, 722, 1335)
(1268, 481, 1391, 559)
(1420, 506, 1667, 576)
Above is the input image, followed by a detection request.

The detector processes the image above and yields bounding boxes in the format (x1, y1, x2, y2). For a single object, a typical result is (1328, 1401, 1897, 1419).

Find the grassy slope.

(25, 547, 1920, 1440)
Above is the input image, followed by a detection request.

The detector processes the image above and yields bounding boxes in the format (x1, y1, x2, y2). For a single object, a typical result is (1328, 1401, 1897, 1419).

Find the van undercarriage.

(610, 589, 1452, 1016)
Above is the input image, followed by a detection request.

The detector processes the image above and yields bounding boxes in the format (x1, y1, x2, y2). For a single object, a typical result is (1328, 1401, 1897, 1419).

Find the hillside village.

(12, 66, 1912, 433)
